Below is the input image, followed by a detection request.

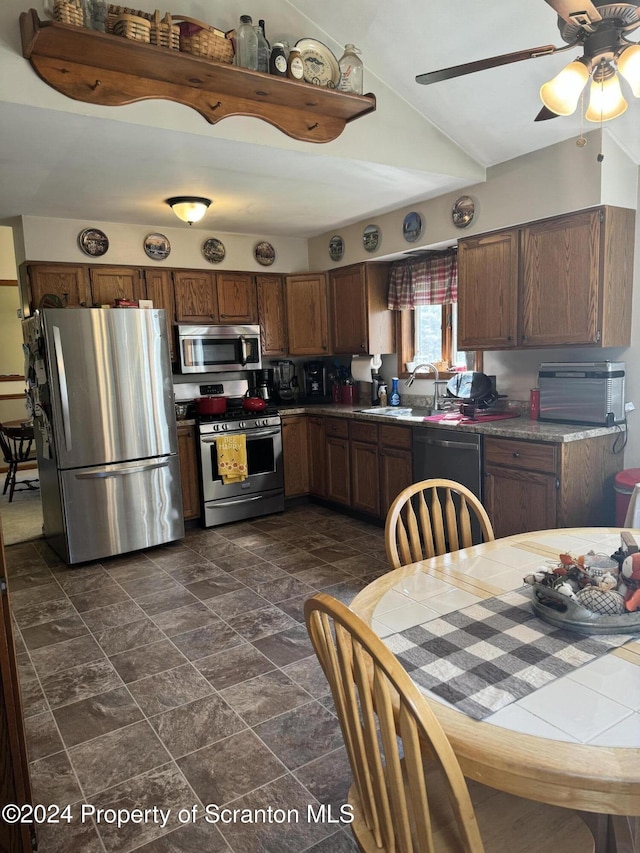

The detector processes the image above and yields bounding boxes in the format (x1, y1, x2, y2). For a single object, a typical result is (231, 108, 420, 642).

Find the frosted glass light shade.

(539, 60, 590, 115)
(617, 44, 640, 97)
(585, 73, 628, 121)
(166, 196, 211, 225)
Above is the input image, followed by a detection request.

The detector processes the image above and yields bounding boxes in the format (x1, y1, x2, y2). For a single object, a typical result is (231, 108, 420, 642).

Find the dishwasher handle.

(416, 437, 479, 451)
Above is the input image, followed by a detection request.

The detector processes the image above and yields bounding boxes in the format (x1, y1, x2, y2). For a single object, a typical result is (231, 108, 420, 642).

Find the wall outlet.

(625, 401, 635, 413)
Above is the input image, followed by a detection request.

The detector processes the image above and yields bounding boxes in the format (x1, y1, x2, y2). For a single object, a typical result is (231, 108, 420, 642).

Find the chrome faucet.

(404, 363, 442, 410)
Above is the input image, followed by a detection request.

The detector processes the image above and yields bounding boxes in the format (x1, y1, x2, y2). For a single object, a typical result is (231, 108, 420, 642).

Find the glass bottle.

(254, 23, 270, 73)
(235, 15, 258, 70)
(269, 42, 287, 76)
(338, 43, 363, 94)
(287, 47, 304, 80)
(389, 377, 401, 407)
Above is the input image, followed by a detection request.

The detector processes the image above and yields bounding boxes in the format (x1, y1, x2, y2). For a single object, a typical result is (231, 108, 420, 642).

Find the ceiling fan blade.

(416, 44, 558, 85)
(534, 105, 561, 121)
(543, 0, 602, 25)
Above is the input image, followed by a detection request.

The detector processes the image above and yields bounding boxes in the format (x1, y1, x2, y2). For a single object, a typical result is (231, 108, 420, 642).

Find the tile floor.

(7, 504, 390, 853)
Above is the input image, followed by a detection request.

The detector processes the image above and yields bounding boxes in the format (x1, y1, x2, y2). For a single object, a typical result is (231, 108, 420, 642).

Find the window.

(414, 303, 470, 372)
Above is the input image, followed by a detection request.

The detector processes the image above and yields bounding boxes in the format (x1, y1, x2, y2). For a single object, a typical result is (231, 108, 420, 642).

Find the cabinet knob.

(507, 335, 513, 341)
(512, 452, 520, 458)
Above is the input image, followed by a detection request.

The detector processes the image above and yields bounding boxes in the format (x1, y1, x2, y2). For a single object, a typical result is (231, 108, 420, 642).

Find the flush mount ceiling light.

(166, 196, 211, 226)
(415, 0, 640, 125)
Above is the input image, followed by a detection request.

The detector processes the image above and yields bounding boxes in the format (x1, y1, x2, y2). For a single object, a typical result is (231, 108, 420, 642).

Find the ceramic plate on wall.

(329, 235, 344, 261)
(402, 211, 424, 243)
(452, 195, 476, 228)
(363, 224, 381, 253)
(254, 241, 276, 266)
(79, 228, 109, 257)
(202, 237, 226, 263)
(144, 233, 171, 260)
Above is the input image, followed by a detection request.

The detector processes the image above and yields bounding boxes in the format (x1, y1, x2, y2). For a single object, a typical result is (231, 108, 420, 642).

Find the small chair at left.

(0, 422, 39, 502)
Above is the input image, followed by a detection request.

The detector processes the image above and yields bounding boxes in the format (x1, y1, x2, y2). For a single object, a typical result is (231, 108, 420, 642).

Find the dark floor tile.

(135, 586, 199, 617)
(152, 600, 221, 636)
(184, 574, 245, 601)
(80, 599, 147, 632)
(133, 820, 230, 852)
(116, 571, 179, 599)
(252, 623, 314, 666)
(320, 578, 369, 606)
(307, 829, 359, 852)
(69, 719, 171, 796)
(216, 520, 261, 541)
(171, 619, 244, 662)
(294, 746, 353, 810)
(254, 574, 316, 604)
(233, 531, 280, 550)
(34, 817, 104, 853)
(16, 672, 48, 717)
(104, 558, 165, 584)
(94, 617, 166, 655)
(127, 663, 213, 716)
(29, 751, 83, 806)
(89, 763, 196, 852)
(205, 587, 269, 619)
(109, 638, 187, 683)
(6, 567, 54, 591)
(293, 563, 354, 588)
(188, 540, 247, 561)
(220, 670, 313, 726)
(213, 553, 267, 573)
(282, 654, 331, 698)
(230, 562, 287, 586)
(254, 701, 343, 771)
(20, 614, 89, 650)
(251, 541, 304, 561)
(8, 581, 65, 611)
(12, 597, 77, 630)
(277, 593, 309, 623)
(30, 633, 105, 677)
(271, 550, 328, 573)
(5, 543, 47, 571)
(39, 658, 123, 709)
(53, 686, 144, 748)
(332, 553, 388, 578)
(24, 710, 64, 761)
(308, 544, 360, 564)
(225, 604, 297, 642)
(68, 584, 131, 613)
(146, 544, 203, 570)
(149, 693, 246, 758)
(166, 562, 226, 585)
(53, 565, 115, 595)
(194, 643, 275, 690)
(177, 729, 286, 806)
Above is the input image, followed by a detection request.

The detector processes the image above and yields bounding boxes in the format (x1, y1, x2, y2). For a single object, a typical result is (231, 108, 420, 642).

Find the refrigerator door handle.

(52, 325, 72, 452)
(74, 459, 170, 479)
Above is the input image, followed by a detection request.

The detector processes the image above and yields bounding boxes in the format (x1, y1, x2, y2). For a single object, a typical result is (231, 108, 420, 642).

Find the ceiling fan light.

(616, 44, 640, 97)
(166, 196, 211, 225)
(585, 72, 628, 122)
(539, 60, 590, 115)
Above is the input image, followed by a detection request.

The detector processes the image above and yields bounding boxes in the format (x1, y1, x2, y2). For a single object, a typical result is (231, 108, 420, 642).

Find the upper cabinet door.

(457, 229, 519, 350)
(174, 271, 219, 323)
(329, 265, 368, 354)
(285, 273, 329, 356)
(144, 268, 176, 361)
(216, 272, 257, 323)
(256, 275, 288, 356)
(89, 267, 144, 306)
(27, 263, 91, 311)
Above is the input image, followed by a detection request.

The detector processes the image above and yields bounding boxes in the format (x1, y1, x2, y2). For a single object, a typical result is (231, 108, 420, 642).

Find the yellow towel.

(216, 434, 248, 484)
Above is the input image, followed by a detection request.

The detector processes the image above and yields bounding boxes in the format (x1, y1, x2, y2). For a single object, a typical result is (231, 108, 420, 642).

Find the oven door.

(178, 325, 262, 374)
(199, 426, 283, 502)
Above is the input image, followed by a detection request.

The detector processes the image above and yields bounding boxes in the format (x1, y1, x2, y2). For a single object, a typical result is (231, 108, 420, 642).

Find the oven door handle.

(200, 428, 281, 443)
(214, 495, 263, 506)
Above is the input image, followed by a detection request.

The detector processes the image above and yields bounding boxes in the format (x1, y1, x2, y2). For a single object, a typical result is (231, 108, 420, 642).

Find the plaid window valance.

(387, 251, 457, 309)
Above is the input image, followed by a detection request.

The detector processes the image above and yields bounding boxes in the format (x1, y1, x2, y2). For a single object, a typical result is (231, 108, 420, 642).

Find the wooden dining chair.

(305, 592, 594, 853)
(0, 422, 39, 503)
(385, 478, 494, 569)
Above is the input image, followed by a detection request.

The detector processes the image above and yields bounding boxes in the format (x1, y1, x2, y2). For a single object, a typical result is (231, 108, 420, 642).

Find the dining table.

(350, 527, 640, 853)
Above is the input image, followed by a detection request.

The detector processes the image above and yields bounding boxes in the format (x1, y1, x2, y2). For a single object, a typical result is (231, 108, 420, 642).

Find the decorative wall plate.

(202, 237, 226, 264)
(402, 211, 424, 243)
(78, 228, 109, 257)
(363, 224, 381, 253)
(143, 232, 171, 260)
(254, 241, 276, 266)
(295, 38, 340, 88)
(452, 195, 476, 228)
(329, 235, 344, 261)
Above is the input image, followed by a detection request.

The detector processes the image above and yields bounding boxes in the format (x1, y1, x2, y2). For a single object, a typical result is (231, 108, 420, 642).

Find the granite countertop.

(276, 403, 624, 443)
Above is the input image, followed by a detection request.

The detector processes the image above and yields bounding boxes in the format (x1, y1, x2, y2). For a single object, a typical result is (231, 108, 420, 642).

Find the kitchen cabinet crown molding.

(19, 10, 376, 143)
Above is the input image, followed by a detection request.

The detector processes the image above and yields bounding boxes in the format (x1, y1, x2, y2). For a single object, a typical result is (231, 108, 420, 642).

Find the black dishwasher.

(412, 427, 482, 500)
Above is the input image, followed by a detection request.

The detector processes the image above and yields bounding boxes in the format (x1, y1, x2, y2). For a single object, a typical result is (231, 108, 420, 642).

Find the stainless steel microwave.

(177, 325, 262, 374)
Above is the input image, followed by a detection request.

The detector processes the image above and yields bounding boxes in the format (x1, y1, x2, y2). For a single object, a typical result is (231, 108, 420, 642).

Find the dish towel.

(216, 434, 248, 484)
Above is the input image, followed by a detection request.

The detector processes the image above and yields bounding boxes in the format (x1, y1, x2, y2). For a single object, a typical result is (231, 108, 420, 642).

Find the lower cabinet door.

(177, 424, 201, 520)
(379, 446, 413, 519)
(326, 437, 350, 505)
(484, 466, 557, 538)
(350, 440, 380, 516)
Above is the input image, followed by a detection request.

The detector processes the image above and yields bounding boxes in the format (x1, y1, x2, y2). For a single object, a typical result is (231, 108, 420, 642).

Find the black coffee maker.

(303, 361, 330, 402)
(252, 368, 275, 402)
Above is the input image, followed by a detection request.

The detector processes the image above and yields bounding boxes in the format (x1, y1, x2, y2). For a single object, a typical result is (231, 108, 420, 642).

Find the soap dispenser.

(389, 377, 401, 407)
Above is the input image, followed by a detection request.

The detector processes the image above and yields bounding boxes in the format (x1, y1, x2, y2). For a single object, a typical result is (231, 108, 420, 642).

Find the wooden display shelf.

(20, 9, 377, 143)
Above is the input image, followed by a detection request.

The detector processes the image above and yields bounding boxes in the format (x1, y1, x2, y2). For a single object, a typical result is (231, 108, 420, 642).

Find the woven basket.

(113, 13, 151, 42)
(174, 15, 234, 63)
(52, 0, 84, 26)
(106, 4, 151, 34)
(149, 10, 179, 50)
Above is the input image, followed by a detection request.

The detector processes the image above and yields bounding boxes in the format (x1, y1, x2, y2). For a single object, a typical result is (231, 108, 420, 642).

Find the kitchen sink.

(356, 407, 433, 419)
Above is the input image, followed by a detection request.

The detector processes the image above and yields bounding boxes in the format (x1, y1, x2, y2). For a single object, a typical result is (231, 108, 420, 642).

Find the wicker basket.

(52, 0, 84, 26)
(105, 4, 152, 34)
(174, 15, 234, 63)
(149, 10, 179, 50)
(113, 13, 151, 42)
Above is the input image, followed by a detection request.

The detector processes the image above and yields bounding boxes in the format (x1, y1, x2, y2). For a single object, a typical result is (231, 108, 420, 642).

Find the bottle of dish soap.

(379, 384, 388, 407)
(389, 377, 401, 407)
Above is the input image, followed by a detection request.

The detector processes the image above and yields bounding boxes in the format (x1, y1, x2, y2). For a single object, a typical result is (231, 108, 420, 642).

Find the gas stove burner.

(198, 405, 279, 423)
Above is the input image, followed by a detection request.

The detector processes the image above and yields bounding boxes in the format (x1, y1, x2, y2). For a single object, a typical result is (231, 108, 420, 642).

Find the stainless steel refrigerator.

(24, 309, 184, 564)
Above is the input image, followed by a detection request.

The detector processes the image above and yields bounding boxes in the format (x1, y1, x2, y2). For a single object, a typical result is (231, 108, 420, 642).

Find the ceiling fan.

(416, 0, 640, 122)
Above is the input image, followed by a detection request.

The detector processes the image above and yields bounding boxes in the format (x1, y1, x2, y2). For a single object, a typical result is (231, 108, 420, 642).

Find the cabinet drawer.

(350, 421, 378, 444)
(484, 438, 556, 473)
(325, 417, 348, 439)
(379, 424, 412, 450)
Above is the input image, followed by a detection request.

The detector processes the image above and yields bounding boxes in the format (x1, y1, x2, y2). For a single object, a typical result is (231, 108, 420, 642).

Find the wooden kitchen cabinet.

(458, 206, 635, 350)
(483, 433, 623, 538)
(328, 262, 393, 355)
(177, 423, 200, 520)
(143, 268, 176, 361)
(350, 420, 380, 516)
(325, 417, 350, 505)
(281, 415, 309, 497)
(379, 424, 413, 517)
(285, 273, 329, 355)
(307, 415, 326, 497)
(216, 272, 257, 323)
(89, 266, 144, 306)
(174, 270, 218, 323)
(256, 275, 288, 355)
(25, 262, 91, 311)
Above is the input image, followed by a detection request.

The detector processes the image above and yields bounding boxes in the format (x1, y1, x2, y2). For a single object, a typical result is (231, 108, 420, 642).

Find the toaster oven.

(538, 362, 625, 426)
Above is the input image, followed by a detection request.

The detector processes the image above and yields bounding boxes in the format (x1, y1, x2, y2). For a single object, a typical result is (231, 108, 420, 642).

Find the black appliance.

(445, 372, 499, 415)
(303, 360, 331, 402)
(252, 368, 275, 402)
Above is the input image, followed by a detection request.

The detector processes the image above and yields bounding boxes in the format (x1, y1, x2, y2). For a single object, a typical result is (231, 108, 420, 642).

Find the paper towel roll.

(350, 356, 375, 383)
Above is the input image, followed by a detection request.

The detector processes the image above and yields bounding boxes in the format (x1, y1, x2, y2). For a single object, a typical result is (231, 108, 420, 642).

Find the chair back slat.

(442, 488, 459, 553)
(417, 491, 436, 559)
